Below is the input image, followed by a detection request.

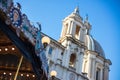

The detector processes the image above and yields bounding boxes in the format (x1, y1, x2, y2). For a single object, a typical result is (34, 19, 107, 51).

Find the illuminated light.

(0, 49, 1, 51)
(5, 48, 8, 51)
(12, 47, 15, 50)
(21, 74, 23, 76)
(70, 64, 74, 67)
(32, 75, 35, 77)
(42, 36, 50, 44)
(3, 72, 6, 75)
(42, 36, 50, 48)
(50, 70, 57, 77)
(9, 73, 12, 75)
(27, 74, 29, 77)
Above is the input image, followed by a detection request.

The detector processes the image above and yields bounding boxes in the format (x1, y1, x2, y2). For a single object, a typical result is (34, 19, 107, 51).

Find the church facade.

(46, 7, 112, 80)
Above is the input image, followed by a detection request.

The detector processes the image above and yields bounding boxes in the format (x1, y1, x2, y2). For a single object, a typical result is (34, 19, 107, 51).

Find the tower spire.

(85, 14, 88, 21)
(73, 7, 79, 15)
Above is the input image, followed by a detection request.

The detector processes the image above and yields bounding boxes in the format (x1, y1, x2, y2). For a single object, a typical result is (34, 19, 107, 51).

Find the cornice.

(85, 50, 112, 65)
(41, 32, 65, 50)
(59, 35, 86, 49)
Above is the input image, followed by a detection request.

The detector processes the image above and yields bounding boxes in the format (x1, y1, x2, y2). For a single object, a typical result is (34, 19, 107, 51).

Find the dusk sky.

(14, 0, 120, 80)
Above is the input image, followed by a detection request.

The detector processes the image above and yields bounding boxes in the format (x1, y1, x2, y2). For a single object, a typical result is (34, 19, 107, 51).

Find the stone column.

(100, 68, 103, 80)
(76, 51, 84, 74)
(69, 21, 73, 35)
(60, 23, 64, 37)
(70, 22, 76, 36)
(63, 41, 71, 68)
(79, 28, 83, 41)
(66, 21, 71, 35)
(91, 56, 96, 80)
(87, 54, 92, 79)
(103, 63, 109, 80)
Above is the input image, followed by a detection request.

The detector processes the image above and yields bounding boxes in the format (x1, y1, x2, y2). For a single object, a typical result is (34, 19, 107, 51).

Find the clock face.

(9, 7, 22, 28)
(69, 73, 75, 80)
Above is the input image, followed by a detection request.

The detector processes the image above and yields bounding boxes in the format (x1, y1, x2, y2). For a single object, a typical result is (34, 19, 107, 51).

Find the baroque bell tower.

(59, 7, 86, 44)
(58, 7, 87, 80)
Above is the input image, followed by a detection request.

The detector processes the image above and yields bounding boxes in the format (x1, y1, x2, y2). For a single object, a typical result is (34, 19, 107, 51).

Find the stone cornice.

(105, 59, 112, 65)
(59, 35, 86, 49)
(50, 59, 88, 80)
(54, 63, 88, 80)
(85, 50, 112, 65)
(63, 13, 83, 23)
(41, 32, 65, 50)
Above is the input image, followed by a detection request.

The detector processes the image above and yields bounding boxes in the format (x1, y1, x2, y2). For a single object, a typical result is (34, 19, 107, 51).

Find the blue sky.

(14, 0, 120, 80)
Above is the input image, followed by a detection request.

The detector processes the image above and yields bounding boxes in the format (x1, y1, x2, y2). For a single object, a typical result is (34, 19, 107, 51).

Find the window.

(69, 53, 76, 67)
(96, 68, 101, 80)
(75, 25, 80, 39)
(48, 47, 53, 55)
(61, 52, 63, 55)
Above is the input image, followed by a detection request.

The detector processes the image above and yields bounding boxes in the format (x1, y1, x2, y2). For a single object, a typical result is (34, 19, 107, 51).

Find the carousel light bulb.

(9, 73, 12, 75)
(21, 74, 23, 76)
(5, 48, 8, 51)
(12, 47, 15, 50)
(32, 75, 35, 77)
(0, 49, 1, 51)
(3, 72, 6, 75)
(27, 74, 29, 77)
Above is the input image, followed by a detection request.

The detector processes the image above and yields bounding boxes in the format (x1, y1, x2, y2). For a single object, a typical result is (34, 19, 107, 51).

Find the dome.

(85, 35, 105, 58)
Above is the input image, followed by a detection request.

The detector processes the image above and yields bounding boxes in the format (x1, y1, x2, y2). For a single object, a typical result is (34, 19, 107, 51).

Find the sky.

(13, 0, 120, 80)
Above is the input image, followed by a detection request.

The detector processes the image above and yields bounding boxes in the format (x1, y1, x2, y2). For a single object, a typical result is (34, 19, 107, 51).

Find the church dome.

(85, 35, 105, 58)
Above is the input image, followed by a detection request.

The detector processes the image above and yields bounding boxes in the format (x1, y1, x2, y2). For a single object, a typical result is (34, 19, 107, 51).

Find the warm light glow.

(42, 36, 50, 44)
(33, 75, 35, 77)
(12, 47, 15, 50)
(9, 73, 12, 75)
(21, 74, 23, 76)
(5, 48, 8, 51)
(70, 64, 74, 67)
(3, 72, 6, 75)
(0, 49, 1, 51)
(50, 70, 57, 77)
(27, 74, 29, 77)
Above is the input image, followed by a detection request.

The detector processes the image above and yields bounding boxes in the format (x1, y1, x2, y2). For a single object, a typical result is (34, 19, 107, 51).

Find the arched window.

(48, 46, 53, 55)
(69, 53, 76, 67)
(75, 25, 80, 39)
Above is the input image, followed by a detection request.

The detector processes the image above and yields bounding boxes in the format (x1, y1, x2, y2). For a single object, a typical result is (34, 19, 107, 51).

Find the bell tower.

(58, 7, 87, 77)
(59, 7, 86, 44)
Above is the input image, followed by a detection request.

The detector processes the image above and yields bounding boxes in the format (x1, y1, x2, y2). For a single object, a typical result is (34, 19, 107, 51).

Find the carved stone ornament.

(8, 3, 23, 28)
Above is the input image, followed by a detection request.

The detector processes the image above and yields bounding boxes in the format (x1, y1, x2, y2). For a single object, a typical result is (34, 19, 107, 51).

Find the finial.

(16, 2, 21, 9)
(85, 14, 88, 21)
(37, 22, 41, 31)
(74, 7, 79, 14)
